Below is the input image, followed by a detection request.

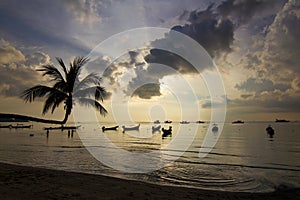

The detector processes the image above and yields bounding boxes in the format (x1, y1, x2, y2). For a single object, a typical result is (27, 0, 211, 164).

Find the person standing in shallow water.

(266, 125, 275, 138)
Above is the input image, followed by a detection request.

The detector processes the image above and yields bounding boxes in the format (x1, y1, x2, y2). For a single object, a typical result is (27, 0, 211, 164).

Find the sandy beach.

(0, 162, 299, 200)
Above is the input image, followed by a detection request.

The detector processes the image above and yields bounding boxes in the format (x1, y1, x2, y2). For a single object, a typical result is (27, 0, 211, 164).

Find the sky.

(0, 0, 299, 122)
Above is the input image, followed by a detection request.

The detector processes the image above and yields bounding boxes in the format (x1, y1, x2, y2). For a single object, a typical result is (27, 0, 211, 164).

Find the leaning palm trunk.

(0, 113, 65, 124)
(0, 56, 107, 125)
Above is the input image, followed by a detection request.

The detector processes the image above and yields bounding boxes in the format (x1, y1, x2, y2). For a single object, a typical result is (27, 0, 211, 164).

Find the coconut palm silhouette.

(0, 56, 107, 124)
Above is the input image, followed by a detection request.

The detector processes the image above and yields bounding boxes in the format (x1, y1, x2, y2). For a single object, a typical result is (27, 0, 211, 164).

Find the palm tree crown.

(21, 56, 107, 124)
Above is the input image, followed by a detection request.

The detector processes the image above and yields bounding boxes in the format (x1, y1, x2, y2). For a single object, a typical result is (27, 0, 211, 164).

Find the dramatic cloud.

(229, 89, 300, 113)
(261, 0, 300, 76)
(171, 5, 234, 57)
(0, 39, 50, 97)
(144, 49, 197, 74)
(131, 83, 161, 99)
(0, 39, 25, 64)
(217, 0, 286, 26)
(235, 77, 290, 93)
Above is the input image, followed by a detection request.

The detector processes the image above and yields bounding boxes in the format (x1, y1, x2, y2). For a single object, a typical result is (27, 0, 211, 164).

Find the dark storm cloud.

(131, 83, 161, 99)
(235, 77, 290, 93)
(240, 94, 253, 99)
(144, 49, 198, 74)
(171, 5, 234, 57)
(217, 0, 284, 25)
(131, 4, 235, 99)
(124, 62, 162, 98)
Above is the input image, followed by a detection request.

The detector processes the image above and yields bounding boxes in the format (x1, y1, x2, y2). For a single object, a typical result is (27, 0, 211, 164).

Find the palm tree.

(0, 56, 107, 124)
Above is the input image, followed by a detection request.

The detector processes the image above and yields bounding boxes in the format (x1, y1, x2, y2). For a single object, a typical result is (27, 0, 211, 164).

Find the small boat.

(232, 120, 244, 124)
(266, 125, 275, 138)
(152, 125, 161, 133)
(162, 126, 172, 137)
(11, 124, 33, 129)
(122, 124, 140, 132)
(212, 124, 218, 132)
(44, 125, 80, 131)
(164, 120, 172, 124)
(196, 120, 205, 124)
(102, 126, 118, 132)
(180, 121, 190, 124)
(0, 124, 12, 128)
(153, 120, 160, 124)
(275, 119, 290, 123)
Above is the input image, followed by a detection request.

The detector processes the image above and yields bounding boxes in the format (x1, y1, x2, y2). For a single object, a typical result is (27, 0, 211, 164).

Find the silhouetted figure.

(266, 125, 275, 138)
(46, 130, 49, 138)
(68, 130, 70, 138)
(71, 130, 74, 138)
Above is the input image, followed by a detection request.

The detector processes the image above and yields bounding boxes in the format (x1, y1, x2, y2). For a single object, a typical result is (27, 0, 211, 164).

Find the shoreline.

(0, 162, 299, 199)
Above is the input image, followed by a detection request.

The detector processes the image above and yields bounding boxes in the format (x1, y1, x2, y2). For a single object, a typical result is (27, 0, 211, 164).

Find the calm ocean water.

(0, 121, 299, 192)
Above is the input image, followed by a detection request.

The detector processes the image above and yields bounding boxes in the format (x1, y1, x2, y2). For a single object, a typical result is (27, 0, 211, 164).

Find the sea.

(0, 121, 299, 192)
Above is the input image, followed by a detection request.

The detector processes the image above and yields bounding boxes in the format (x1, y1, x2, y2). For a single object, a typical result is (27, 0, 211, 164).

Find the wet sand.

(0, 162, 299, 200)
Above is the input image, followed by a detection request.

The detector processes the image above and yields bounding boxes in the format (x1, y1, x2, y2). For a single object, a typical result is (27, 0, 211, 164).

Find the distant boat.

(162, 126, 172, 138)
(180, 121, 190, 124)
(266, 125, 275, 138)
(196, 120, 205, 124)
(164, 120, 172, 124)
(44, 125, 80, 131)
(122, 124, 140, 132)
(152, 125, 161, 133)
(232, 120, 244, 124)
(102, 125, 118, 132)
(0, 124, 12, 128)
(153, 120, 160, 124)
(212, 124, 218, 132)
(0, 124, 33, 129)
(275, 119, 290, 123)
(11, 124, 33, 129)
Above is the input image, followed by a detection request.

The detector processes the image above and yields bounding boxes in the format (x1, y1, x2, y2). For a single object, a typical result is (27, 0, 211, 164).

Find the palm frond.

(74, 86, 107, 101)
(66, 56, 89, 93)
(37, 64, 66, 83)
(73, 73, 102, 92)
(43, 92, 67, 115)
(77, 97, 107, 116)
(56, 57, 68, 75)
(53, 80, 68, 92)
(21, 85, 62, 102)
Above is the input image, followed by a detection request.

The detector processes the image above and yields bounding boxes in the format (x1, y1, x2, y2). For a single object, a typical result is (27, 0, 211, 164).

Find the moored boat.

(162, 126, 172, 138)
(232, 120, 244, 124)
(102, 126, 119, 132)
(275, 119, 290, 123)
(11, 124, 33, 129)
(122, 124, 140, 132)
(164, 120, 172, 124)
(44, 125, 80, 131)
(152, 125, 161, 133)
(180, 121, 190, 124)
(0, 124, 12, 128)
